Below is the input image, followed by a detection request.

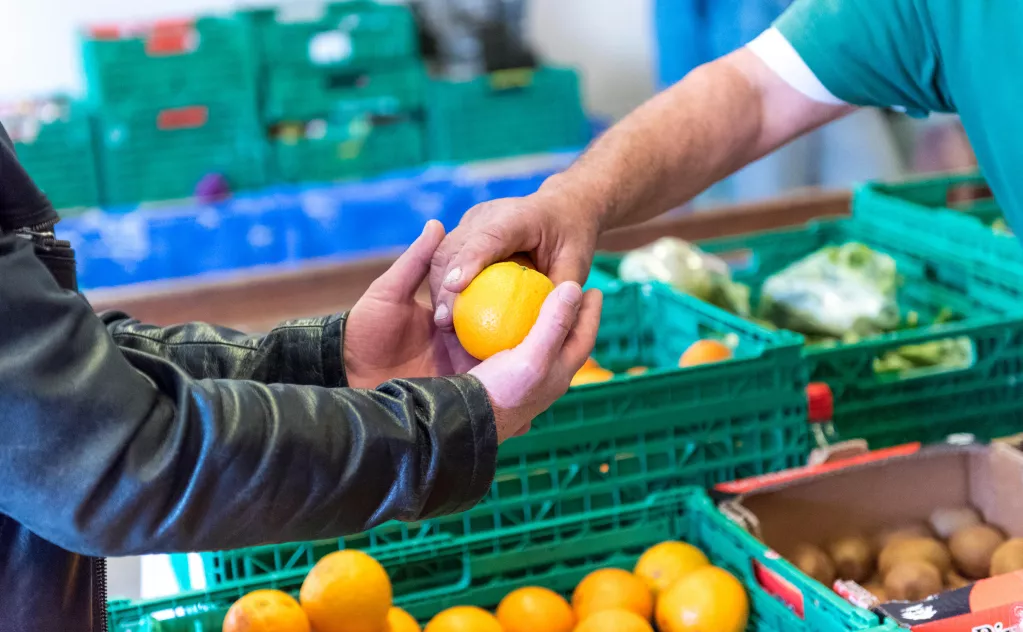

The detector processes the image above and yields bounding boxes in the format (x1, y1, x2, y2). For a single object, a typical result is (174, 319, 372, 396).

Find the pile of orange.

(570, 338, 733, 388)
(223, 540, 748, 632)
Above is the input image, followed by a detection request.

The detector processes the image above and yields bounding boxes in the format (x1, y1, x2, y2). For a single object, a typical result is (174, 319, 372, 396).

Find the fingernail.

(434, 303, 450, 321)
(444, 267, 462, 285)
(558, 282, 583, 306)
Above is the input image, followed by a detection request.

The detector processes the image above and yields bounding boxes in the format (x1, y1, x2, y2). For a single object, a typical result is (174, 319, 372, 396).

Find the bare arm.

(546, 48, 855, 231)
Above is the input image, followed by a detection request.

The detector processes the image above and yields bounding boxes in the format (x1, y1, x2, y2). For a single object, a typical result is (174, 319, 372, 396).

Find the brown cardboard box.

(718, 443, 1023, 629)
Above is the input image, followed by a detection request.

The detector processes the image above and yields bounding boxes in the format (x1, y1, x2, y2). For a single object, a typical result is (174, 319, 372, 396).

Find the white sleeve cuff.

(747, 27, 847, 106)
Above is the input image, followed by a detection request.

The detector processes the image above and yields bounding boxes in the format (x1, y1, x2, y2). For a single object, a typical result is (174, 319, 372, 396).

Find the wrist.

(537, 172, 617, 234)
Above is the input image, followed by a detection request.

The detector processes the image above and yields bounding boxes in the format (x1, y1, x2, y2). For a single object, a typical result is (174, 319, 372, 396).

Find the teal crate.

(5, 98, 101, 210)
(853, 171, 1023, 298)
(595, 218, 1023, 449)
(109, 489, 890, 632)
(180, 281, 806, 588)
(242, 1, 417, 71)
(82, 16, 257, 105)
(426, 67, 589, 163)
(271, 114, 425, 183)
(263, 61, 427, 123)
(96, 101, 266, 205)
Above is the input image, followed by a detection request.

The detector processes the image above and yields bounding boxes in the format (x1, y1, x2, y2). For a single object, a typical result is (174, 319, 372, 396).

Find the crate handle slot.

(945, 181, 993, 210)
(157, 106, 209, 131)
(326, 72, 370, 90)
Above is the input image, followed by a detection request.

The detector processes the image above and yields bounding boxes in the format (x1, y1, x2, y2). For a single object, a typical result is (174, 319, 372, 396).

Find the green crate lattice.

(595, 218, 1023, 449)
(425, 67, 589, 163)
(82, 16, 257, 106)
(109, 489, 892, 632)
(180, 282, 806, 588)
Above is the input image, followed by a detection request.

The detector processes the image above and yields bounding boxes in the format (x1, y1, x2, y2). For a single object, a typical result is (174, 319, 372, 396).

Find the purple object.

(195, 173, 231, 203)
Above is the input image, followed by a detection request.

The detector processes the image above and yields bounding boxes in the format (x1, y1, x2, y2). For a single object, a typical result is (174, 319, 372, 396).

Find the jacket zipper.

(93, 556, 108, 632)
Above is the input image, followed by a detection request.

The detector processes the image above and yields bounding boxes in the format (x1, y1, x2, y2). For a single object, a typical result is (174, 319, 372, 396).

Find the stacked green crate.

(425, 66, 589, 163)
(246, 1, 427, 183)
(4, 97, 100, 211)
(82, 16, 263, 204)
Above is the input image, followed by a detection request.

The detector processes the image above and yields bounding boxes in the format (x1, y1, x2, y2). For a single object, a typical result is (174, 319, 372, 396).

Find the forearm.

(543, 49, 852, 231)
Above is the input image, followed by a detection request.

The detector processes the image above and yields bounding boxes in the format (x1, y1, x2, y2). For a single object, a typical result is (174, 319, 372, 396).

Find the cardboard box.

(718, 442, 1023, 630)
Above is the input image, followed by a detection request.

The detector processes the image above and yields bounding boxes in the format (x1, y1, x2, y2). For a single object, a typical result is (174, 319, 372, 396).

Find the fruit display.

(787, 506, 1019, 605)
(569, 336, 735, 387)
(220, 539, 748, 632)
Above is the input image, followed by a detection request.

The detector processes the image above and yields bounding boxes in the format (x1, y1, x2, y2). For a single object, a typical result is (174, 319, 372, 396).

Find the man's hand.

(345, 220, 475, 388)
(429, 186, 600, 331)
(470, 282, 602, 442)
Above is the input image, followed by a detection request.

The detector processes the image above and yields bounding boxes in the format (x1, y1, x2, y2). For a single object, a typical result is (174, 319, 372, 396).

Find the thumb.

(368, 220, 445, 302)
(515, 282, 583, 366)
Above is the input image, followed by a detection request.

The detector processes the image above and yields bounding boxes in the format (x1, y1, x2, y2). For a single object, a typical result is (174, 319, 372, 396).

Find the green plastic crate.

(5, 98, 101, 210)
(179, 282, 805, 588)
(425, 67, 589, 163)
(595, 218, 1023, 449)
(242, 1, 418, 71)
(853, 171, 1023, 298)
(82, 16, 257, 106)
(109, 489, 890, 632)
(96, 101, 266, 205)
(263, 61, 427, 123)
(271, 114, 425, 183)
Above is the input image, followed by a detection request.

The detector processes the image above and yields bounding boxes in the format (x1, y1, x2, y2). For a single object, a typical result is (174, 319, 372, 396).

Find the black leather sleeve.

(0, 235, 497, 557)
(101, 312, 348, 386)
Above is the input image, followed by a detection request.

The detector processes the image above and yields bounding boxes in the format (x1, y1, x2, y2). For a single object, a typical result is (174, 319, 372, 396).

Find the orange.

(507, 253, 538, 270)
(388, 607, 421, 632)
(573, 609, 653, 632)
(424, 606, 503, 632)
(571, 366, 615, 387)
(497, 586, 575, 632)
(453, 261, 555, 360)
(572, 568, 653, 622)
(634, 541, 710, 596)
(679, 340, 733, 367)
(625, 366, 648, 376)
(656, 566, 749, 632)
(299, 550, 392, 632)
(223, 590, 310, 632)
(582, 357, 601, 370)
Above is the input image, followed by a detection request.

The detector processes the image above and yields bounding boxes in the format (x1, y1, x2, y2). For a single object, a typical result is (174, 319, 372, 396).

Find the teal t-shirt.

(774, 0, 1023, 231)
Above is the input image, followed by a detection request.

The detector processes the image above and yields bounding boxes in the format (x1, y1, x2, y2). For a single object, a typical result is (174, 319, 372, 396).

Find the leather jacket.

(0, 123, 498, 632)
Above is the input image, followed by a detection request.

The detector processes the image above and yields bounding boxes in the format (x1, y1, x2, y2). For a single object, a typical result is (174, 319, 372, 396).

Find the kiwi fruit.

(945, 569, 971, 590)
(828, 535, 874, 582)
(948, 524, 1006, 579)
(874, 523, 933, 550)
(884, 560, 943, 601)
(878, 537, 952, 577)
(930, 506, 981, 540)
(791, 543, 836, 586)
(990, 538, 1023, 576)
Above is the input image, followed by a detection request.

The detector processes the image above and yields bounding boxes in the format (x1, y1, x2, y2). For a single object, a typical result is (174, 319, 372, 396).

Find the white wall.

(0, 0, 658, 118)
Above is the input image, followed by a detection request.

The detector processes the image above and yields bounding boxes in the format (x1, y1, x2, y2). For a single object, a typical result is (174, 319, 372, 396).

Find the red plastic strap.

(145, 22, 197, 56)
(157, 106, 208, 131)
(806, 382, 834, 424)
(753, 557, 804, 619)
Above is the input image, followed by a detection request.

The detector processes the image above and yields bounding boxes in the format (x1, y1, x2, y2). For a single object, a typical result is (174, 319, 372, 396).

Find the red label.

(912, 602, 1023, 631)
(157, 106, 208, 130)
(753, 559, 805, 619)
(715, 443, 922, 495)
(145, 22, 197, 56)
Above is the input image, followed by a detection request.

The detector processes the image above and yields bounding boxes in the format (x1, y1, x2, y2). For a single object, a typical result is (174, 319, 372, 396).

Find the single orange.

(656, 566, 749, 632)
(223, 590, 310, 632)
(425, 606, 503, 632)
(573, 609, 653, 632)
(497, 586, 575, 632)
(571, 366, 615, 387)
(634, 541, 710, 596)
(388, 607, 422, 632)
(572, 568, 653, 622)
(582, 357, 601, 370)
(679, 340, 733, 367)
(625, 366, 648, 376)
(453, 261, 555, 360)
(300, 550, 392, 632)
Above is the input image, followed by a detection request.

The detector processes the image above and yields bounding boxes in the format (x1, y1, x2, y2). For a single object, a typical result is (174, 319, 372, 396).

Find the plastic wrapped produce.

(758, 243, 900, 338)
(618, 237, 751, 316)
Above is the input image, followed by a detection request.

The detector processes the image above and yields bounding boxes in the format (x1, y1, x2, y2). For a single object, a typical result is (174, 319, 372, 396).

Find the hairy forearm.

(542, 49, 851, 231)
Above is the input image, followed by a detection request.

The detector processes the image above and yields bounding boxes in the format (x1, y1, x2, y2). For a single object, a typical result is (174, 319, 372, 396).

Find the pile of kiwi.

(789, 507, 1023, 603)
